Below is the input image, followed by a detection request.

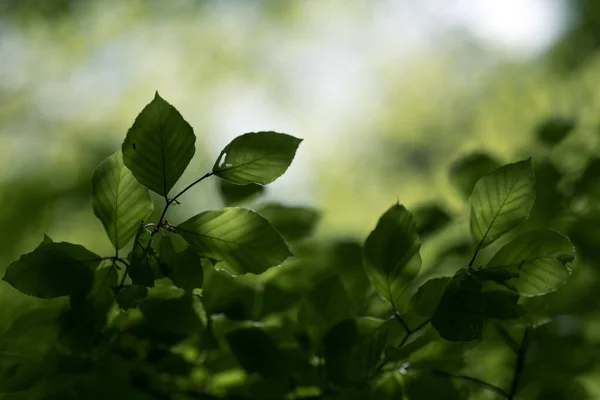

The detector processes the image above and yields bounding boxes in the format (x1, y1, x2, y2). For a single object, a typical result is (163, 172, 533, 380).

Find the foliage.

(0, 93, 593, 400)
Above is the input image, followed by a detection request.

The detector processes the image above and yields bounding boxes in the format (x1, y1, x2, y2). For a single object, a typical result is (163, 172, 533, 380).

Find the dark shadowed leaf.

(139, 289, 202, 336)
(90, 150, 154, 250)
(170, 247, 205, 292)
(411, 278, 450, 318)
(218, 180, 265, 206)
(258, 203, 321, 242)
(127, 247, 156, 287)
(364, 204, 422, 313)
(470, 159, 535, 249)
(116, 285, 148, 310)
(122, 92, 196, 196)
(3, 242, 100, 299)
(535, 117, 575, 147)
(575, 156, 600, 198)
(449, 152, 500, 199)
(413, 203, 452, 236)
(405, 373, 461, 400)
(324, 318, 387, 386)
(61, 266, 118, 351)
(0, 307, 62, 392)
(213, 131, 302, 185)
(176, 208, 291, 276)
(482, 287, 524, 320)
(431, 269, 484, 342)
(202, 266, 257, 320)
(297, 274, 354, 342)
(226, 327, 290, 379)
(485, 230, 575, 296)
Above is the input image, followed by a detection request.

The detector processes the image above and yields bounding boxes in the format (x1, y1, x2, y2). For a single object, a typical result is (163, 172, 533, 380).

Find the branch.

(508, 327, 531, 400)
(432, 369, 510, 398)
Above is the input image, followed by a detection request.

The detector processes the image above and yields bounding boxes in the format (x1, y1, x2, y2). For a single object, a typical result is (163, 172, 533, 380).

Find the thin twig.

(433, 369, 510, 398)
(508, 327, 531, 400)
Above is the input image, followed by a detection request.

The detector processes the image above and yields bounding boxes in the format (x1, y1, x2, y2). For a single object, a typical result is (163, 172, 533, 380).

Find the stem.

(469, 239, 484, 267)
(494, 323, 519, 354)
(508, 328, 531, 400)
(117, 259, 131, 289)
(394, 312, 410, 333)
(432, 369, 510, 398)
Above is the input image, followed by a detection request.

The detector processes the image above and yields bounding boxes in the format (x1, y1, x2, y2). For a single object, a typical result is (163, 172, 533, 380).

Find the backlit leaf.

(449, 152, 500, 199)
(91, 150, 154, 250)
(485, 230, 575, 296)
(122, 92, 196, 196)
(470, 159, 535, 249)
(213, 131, 302, 185)
(258, 202, 321, 242)
(176, 208, 291, 276)
(218, 180, 265, 206)
(363, 204, 421, 313)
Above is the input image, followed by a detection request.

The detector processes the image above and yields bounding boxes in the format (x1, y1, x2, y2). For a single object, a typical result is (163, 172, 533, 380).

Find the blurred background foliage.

(3, 0, 600, 398)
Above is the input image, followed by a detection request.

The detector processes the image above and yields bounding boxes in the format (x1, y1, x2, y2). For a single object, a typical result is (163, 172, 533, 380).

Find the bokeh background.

(3, 0, 600, 397)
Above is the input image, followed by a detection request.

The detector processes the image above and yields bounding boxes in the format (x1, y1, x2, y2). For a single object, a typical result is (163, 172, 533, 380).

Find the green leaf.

(140, 289, 202, 336)
(226, 327, 289, 379)
(405, 373, 461, 400)
(485, 230, 575, 296)
(410, 278, 450, 318)
(535, 117, 575, 147)
(413, 203, 452, 236)
(61, 266, 118, 351)
(297, 275, 354, 343)
(0, 308, 62, 392)
(122, 92, 196, 196)
(431, 269, 484, 342)
(116, 285, 148, 310)
(258, 203, 321, 242)
(170, 247, 205, 292)
(212, 131, 302, 185)
(449, 152, 500, 199)
(176, 208, 292, 276)
(324, 318, 387, 386)
(483, 289, 524, 320)
(218, 180, 265, 206)
(127, 247, 156, 287)
(3, 242, 100, 299)
(91, 150, 154, 250)
(470, 159, 535, 249)
(363, 204, 422, 313)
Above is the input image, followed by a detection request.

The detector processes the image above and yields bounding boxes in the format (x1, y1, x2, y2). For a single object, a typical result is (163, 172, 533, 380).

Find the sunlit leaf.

(485, 230, 575, 296)
(91, 150, 154, 250)
(258, 203, 321, 242)
(470, 159, 535, 249)
(431, 269, 484, 342)
(122, 92, 196, 196)
(213, 131, 302, 185)
(176, 208, 291, 275)
(364, 204, 422, 313)
(3, 242, 100, 299)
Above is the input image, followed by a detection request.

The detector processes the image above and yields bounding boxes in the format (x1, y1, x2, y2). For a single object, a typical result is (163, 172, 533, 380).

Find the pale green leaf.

(363, 204, 421, 313)
(91, 150, 154, 250)
(213, 131, 302, 185)
(122, 92, 196, 196)
(176, 208, 291, 276)
(470, 159, 535, 249)
(486, 230, 575, 296)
